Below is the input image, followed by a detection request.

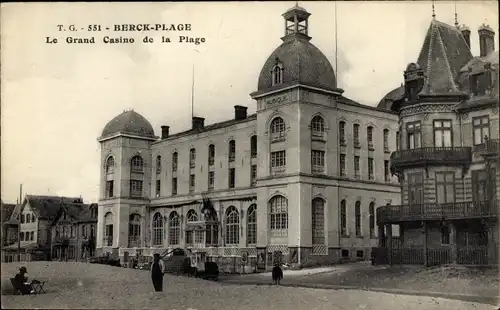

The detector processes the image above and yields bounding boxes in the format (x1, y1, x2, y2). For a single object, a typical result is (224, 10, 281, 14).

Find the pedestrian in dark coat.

(271, 264, 283, 285)
(150, 253, 165, 292)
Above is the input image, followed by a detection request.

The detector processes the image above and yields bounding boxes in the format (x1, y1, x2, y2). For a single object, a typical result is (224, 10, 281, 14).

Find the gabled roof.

(24, 195, 83, 220)
(416, 19, 473, 96)
(1, 201, 16, 223)
(53, 202, 98, 224)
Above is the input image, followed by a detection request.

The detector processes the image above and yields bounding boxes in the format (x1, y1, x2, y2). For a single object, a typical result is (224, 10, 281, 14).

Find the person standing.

(150, 253, 165, 292)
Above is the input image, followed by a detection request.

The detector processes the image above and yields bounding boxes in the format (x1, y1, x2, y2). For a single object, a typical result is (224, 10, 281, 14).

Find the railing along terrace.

(390, 147, 472, 172)
(377, 200, 498, 224)
(474, 139, 499, 155)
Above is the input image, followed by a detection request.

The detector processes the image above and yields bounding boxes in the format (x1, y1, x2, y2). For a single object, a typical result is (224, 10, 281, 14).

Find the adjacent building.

(96, 5, 401, 269)
(375, 18, 499, 266)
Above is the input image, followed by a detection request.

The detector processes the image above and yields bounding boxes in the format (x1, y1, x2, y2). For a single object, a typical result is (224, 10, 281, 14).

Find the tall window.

(208, 171, 215, 191)
(311, 150, 325, 173)
(384, 160, 390, 182)
(339, 121, 346, 145)
(186, 209, 198, 244)
(340, 200, 347, 236)
(168, 212, 180, 245)
(434, 120, 452, 147)
(250, 135, 257, 158)
(396, 131, 400, 151)
(272, 64, 283, 85)
(155, 180, 161, 197)
(152, 212, 163, 246)
(156, 156, 162, 174)
(408, 173, 424, 205)
(228, 168, 235, 188)
(407, 121, 421, 149)
(130, 180, 143, 197)
(355, 201, 361, 237)
(250, 165, 257, 186)
(353, 124, 360, 146)
(369, 202, 375, 238)
(104, 212, 113, 246)
(247, 204, 257, 245)
(171, 177, 178, 196)
(270, 117, 286, 141)
(436, 172, 455, 203)
(271, 151, 286, 169)
(340, 154, 346, 176)
(367, 126, 374, 149)
(172, 152, 178, 172)
(312, 198, 325, 244)
(354, 156, 360, 179)
(208, 144, 215, 166)
(269, 195, 288, 236)
(472, 169, 490, 203)
(473, 116, 490, 145)
(130, 156, 144, 172)
(368, 158, 374, 180)
(228, 140, 236, 162)
(189, 148, 196, 168)
(225, 206, 240, 245)
(383, 129, 389, 152)
(189, 174, 195, 193)
(106, 181, 114, 198)
(106, 156, 115, 174)
(129, 214, 141, 247)
(311, 115, 325, 136)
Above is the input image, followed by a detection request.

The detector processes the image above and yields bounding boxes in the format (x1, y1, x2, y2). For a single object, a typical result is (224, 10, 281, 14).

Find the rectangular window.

(172, 153, 178, 172)
(21, 214, 25, 224)
(26, 214, 30, 223)
(368, 158, 374, 180)
(155, 180, 161, 197)
(434, 120, 452, 147)
(384, 160, 390, 182)
(172, 177, 178, 196)
(355, 203, 361, 237)
(251, 136, 257, 158)
(408, 173, 424, 205)
(470, 72, 489, 96)
(473, 116, 490, 145)
(311, 150, 325, 173)
(20, 232, 25, 241)
(105, 224, 113, 246)
(130, 180, 143, 197)
(339, 122, 346, 145)
(208, 171, 215, 190)
(340, 201, 347, 236)
(367, 127, 374, 149)
(229, 141, 236, 162)
(383, 129, 389, 152)
(407, 121, 421, 149)
(435, 172, 455, 203)
(340, 154, 346, 176)
(353, 124, 360, 147)
(472, 169, 489, 203)
(190, 150, 196, 168)
(228, 168, 235, 188)
(208, 145, 215, 166)
(250, 165, 257, 186)
(354, 156, 360, 179)
(106, 181, 114, 198)
(189, 174, 195, 193)
(271, 151, 286, 168)
(369, 203, 375, 238)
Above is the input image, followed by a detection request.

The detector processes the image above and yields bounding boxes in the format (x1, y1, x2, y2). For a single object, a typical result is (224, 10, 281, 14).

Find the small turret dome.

(100, 110, 155, 139)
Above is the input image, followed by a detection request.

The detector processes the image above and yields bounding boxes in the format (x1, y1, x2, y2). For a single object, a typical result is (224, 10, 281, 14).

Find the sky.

(1, 1, 499, 204)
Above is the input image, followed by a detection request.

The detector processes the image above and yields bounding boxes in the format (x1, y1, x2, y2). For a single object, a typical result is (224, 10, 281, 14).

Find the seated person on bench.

(14, 267, 34, 295)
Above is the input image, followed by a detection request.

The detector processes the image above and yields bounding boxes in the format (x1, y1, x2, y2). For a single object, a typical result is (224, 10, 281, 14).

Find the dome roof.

(257, 36, 337, 92)
(101, 110, 155, 139)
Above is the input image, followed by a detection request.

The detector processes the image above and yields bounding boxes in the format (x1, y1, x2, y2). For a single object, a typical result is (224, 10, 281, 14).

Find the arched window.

(104, 212, 114, 246)
(247, 204, 257, 245)
(129, 214, 141, 247)
(208, 144, 215, 166)
(228, 140, 236, 162)
(186, 209, 198, 245)
(312, 198, 325, 244)
(189, 149, 196, 168)
(270, 117, 286, 141)
(355, 201, 361, 237)
(152, 213, 163, 246)
(172, 152, 178, 172)
(369, 202, 375, 238)
(105, 156, 115, 174)
(272, 63, 283, 86)
(156, 156, 162, 174)
(225, 206, 240, 245)
(269, 195, 288, 236)
(311, 115, 325, 135)
(340, 200, 347, 236)
(250, 136, 257, 158)
(169, 211, 180, 245)
(131, 156, 144, 172)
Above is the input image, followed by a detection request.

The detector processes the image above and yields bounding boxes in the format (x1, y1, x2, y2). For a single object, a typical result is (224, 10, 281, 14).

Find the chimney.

(460, 24, 471, 49)
(234, 105, 248, 120)
(192, 117, 205, 130)
(161, 126, 170, 139)
(478, 24, 495, 57)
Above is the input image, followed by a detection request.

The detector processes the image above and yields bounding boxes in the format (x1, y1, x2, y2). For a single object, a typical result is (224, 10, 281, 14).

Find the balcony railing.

(474, 139, 499, 156)
(128, 237, 141, 248)
(390, 147, 472, 173)
(376, 200, 498, 224)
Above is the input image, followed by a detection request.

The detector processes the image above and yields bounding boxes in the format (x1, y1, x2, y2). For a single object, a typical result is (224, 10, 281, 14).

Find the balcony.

(376, 200, 498, 224)
(390, 147, 472, 174)
(474, 139, 499, 157)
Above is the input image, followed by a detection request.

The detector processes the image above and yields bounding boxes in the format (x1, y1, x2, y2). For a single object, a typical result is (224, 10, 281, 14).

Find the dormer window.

(470, 72, 490, 96)
(272, 61, 284, 86)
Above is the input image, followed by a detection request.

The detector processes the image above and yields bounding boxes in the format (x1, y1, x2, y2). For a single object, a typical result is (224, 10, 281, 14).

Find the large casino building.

(95, 4, 403, 269)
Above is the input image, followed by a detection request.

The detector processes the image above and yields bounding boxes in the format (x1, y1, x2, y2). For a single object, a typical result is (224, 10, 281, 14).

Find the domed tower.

(96, 110, 157, 257)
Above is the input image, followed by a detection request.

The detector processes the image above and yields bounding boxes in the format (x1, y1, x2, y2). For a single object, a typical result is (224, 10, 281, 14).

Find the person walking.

(150, 253, 165, 292)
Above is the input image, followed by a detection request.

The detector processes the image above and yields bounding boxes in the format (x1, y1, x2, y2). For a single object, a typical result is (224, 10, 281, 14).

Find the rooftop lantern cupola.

(282, 4, 311, 42)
